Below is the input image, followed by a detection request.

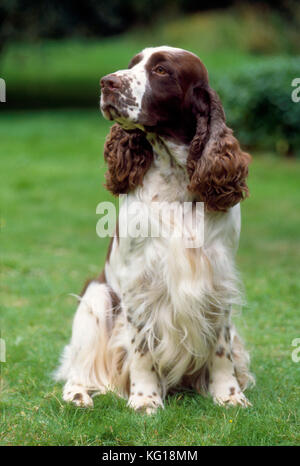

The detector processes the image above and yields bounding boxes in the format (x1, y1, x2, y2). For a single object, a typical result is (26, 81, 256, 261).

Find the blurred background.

(1, 0, 300, 155)
(1, 1, 300, 445)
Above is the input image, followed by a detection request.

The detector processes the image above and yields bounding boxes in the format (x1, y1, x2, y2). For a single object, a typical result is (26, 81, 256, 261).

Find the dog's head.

(100, 46, 251, 211)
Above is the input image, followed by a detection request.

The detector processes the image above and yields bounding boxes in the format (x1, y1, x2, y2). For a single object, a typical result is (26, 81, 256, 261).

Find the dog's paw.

(63, 385, 94, 408)
(212, 386, 251, 408)
(128, 392, 163, 415)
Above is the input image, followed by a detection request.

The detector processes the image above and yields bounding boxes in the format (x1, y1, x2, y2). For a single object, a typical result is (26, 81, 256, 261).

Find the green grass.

(0, 110, 299, 446)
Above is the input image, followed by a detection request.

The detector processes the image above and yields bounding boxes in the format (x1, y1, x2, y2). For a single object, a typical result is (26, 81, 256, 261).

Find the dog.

(55, 46, 254, 413)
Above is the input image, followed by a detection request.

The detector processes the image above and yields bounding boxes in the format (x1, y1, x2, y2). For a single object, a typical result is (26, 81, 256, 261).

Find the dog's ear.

(104, 124, 153, 195)
(187, 84, 251, 212)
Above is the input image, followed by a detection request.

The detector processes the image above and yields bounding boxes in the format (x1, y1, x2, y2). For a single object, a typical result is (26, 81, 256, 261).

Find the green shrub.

(213, 57, 300, 156)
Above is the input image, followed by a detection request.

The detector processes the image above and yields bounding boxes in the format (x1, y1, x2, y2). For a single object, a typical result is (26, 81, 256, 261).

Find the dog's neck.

(146, 133, 189, 168)
(136, 133, 193, 204)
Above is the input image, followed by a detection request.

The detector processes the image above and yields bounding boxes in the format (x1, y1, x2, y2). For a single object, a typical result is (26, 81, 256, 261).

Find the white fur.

(56, 136, 253, 410)
(106, 138, 243, 390)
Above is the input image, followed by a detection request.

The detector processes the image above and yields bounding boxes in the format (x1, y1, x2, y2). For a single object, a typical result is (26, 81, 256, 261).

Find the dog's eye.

(153, 66, 168, 75)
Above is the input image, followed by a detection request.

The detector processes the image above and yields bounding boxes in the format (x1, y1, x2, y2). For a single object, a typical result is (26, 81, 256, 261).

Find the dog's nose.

(100, 74, 122, 90)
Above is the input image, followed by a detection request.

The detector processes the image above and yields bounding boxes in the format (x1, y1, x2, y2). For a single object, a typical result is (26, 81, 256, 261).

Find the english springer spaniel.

(55, 46, 254, 413)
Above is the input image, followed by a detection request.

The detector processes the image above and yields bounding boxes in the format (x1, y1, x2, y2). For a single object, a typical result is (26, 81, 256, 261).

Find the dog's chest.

(109, 194, 207, 328)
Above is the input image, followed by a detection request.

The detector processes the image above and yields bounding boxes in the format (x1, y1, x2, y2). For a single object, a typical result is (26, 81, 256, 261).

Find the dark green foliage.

(1, 1, 299, 44)
(0, 0, 174, 45)
(213, 57, 300, 156)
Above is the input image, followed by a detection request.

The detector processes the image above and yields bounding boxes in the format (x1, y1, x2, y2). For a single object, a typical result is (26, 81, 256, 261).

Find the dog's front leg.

(128, 340, 163, 415)
(208, 317, 252, 407)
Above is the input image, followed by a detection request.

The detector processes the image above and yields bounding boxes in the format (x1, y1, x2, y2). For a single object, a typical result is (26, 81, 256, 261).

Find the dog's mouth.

(101, 103, 121, 121)
(101, 96, 140, 131)
(100, 90, 123, 121)
(100, 85, 143, 131)
(101, 103, 138, 131)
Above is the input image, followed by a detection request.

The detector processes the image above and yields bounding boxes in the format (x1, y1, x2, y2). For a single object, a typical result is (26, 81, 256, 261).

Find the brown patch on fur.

(229, 386, 235, 396)
(104, 124, 153, 195)
(226, 352, 232, 361)
(216, 346, 225, 357)
(187, 87, 251, 212)
(224, 326, 231, 343)
(226, 353, 232, 361)
(128, 53, 143, 69)
(103, 49, 250, 211)
(73, 393, 83, 401)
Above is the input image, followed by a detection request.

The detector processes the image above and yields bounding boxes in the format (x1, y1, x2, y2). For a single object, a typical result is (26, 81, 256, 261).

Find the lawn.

(0, 109, 299, 446)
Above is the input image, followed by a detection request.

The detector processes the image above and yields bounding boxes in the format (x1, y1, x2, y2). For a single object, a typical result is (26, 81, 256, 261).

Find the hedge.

(213, 57, 300, 156)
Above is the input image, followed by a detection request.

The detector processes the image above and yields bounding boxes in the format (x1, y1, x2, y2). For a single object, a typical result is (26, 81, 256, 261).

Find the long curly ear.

(187, 86, 251, 212)
(103, 124, 153, 195)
